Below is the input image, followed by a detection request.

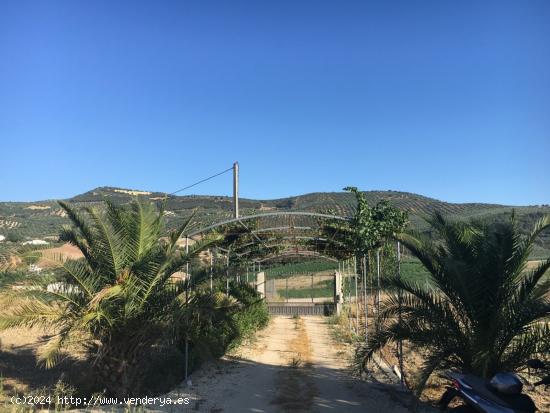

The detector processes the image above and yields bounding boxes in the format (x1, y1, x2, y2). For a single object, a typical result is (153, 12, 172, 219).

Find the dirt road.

(164, 316, 428, 413)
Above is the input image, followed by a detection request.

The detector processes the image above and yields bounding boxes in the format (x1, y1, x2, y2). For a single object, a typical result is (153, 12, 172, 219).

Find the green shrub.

(186, 282, 269, 370)
(227, 281, 269, 349)
(184, 290, 239, 369)
(0, 270, 26, 288)
(22, 254, 39, 265)
(6, 232, 23, 243)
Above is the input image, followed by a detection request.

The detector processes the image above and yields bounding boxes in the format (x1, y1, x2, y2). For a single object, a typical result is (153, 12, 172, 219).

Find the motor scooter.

(438, 360, 550, 413)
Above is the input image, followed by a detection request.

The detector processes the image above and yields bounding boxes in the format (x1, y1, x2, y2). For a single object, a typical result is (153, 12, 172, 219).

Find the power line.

(169, 166, 233, 196)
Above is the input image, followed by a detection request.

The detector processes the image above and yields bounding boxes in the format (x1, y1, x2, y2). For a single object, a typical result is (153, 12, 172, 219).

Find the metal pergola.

(178, 163, 405, 388)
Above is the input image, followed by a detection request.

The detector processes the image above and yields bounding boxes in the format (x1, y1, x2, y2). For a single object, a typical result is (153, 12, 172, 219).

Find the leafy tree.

(22, 254, 39, 265)
(0, 200, 217, 396)
(6, 231, 23, 243)
(343, 187, 408, 255)
(355, 212, 550, 393)
(315, 187, 407, 260)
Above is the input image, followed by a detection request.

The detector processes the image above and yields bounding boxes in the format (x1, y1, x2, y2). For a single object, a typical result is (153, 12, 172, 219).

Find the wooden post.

(363, 255, 368, 341)
(209, 248, 213, 292)
(397, 241, 405, 387)
(376, 248, 381, 317)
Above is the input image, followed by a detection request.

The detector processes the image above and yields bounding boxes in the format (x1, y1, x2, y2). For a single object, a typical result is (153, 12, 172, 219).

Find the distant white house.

(0, 235, 5, 242)
(29, 264, 42, 274)
(22, 239, 49, 246)
(46, 282, 80, 294)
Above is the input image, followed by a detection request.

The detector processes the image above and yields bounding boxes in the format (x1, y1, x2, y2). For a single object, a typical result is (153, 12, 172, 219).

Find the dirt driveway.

(163, 316, 434, 413)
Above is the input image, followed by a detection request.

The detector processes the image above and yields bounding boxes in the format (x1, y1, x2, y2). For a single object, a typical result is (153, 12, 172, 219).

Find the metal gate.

(265, 279, 276, 300)
(267, 303, 335, 316)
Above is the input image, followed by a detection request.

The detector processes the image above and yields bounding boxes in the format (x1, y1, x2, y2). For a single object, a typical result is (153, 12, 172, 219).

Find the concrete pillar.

(256, 271, 265, 298)
(334, 271, 343, 315)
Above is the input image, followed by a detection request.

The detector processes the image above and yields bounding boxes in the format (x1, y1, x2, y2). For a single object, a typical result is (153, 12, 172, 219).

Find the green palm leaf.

(357, 212, 550, 393)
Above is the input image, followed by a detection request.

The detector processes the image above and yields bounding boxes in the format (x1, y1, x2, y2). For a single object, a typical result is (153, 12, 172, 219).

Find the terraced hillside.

(1, 187, 549, 258)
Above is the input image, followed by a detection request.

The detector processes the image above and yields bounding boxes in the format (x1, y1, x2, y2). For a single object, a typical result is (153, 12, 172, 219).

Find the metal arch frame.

(252, 226, 311, 234)
(254, 250, 339, 263)
(232, 236, 328, 252)
(234, 241, 331, 260)
(186, 211, 350, 237)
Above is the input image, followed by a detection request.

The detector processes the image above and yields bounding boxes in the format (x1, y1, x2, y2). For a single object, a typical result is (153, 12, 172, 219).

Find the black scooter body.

(438, 372, 536, 413)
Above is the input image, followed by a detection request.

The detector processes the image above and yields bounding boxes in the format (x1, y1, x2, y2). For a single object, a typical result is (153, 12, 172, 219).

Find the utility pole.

(233, 161, 239, 218)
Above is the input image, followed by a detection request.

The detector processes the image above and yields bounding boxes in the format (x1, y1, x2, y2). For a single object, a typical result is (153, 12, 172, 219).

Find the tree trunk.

(94, 338, 148, 397)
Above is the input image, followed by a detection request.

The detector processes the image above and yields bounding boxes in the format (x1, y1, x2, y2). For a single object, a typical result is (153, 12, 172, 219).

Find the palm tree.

(0, 200, 216, 396)
(356, 212, 550, 393)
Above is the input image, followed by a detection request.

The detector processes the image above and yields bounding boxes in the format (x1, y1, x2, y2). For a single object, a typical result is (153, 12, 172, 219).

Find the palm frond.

(359, 211, 550, 393)
(0, 300, 65, 330)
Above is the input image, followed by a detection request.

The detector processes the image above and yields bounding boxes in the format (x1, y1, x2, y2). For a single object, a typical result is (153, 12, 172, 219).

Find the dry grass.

(272, 274, 334, 290)
(0, 326, 92, 407)
(270, 317, 317, 412)
(0, 294, 94, 407)
(526, 260, 545, 270)
(334, 299, 550, 411)
(378, 342, 550, 411)
(38, 243, 83, 268)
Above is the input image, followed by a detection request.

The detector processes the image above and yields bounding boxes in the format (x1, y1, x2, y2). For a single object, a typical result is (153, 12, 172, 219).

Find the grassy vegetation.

(400, 259, 432, 284)
(187, 281, 269, 372)
(0, 270, 26, 288)
(327, 307, 360, 345)
(265, 260, 338, 278)
(269, 258, 434, 299)
(269, 253, 541, 300)
(279, 285, 334, 299)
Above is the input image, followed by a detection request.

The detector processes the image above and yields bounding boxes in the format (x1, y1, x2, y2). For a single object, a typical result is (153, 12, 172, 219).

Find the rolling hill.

(1, 187, 549, 258)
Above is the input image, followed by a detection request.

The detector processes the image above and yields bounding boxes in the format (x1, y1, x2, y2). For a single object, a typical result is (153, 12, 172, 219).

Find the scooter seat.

(462, 374, 510, 407)
(461, 374, 535, 413)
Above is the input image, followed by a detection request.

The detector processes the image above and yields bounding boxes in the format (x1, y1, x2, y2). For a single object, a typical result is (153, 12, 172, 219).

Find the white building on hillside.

(46, 282, 80, 294)
(0, 235, 5, 242)
(29, 264, 42, 274)
(22, 239, 49, 246)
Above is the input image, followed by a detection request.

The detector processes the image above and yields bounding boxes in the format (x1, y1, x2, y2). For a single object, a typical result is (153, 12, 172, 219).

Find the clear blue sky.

(1, 1, 549, 204)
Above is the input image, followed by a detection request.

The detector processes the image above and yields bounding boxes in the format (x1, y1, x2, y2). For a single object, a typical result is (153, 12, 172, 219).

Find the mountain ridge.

(1, 186, 549, 258)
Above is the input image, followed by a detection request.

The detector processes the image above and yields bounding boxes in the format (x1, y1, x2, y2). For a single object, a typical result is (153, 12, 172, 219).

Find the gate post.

(256, 271, 265, 298)
(334, 271, 343, 315)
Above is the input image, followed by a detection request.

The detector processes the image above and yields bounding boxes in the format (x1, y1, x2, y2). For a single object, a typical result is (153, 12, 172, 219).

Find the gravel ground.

(156, 316, 437, 413)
